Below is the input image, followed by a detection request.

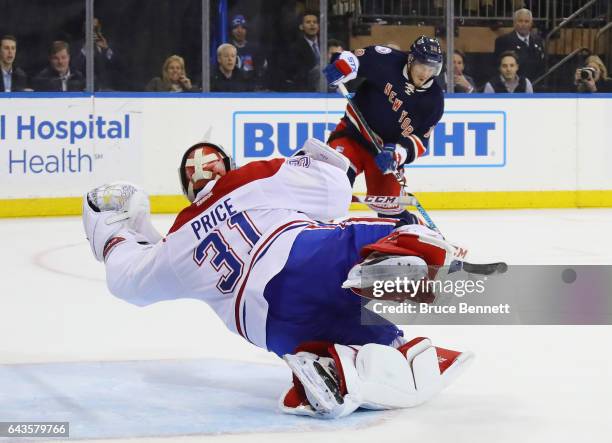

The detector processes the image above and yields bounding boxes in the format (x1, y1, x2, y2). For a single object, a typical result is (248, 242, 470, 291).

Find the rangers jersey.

(341, 45, 444, 163)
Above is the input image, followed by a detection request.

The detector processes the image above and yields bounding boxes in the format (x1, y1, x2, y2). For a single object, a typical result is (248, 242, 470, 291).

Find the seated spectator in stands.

(229, 14, 267, 90)
(32, 41, 85, 92)
(0, 35, 29, 92)
(287, 11, 321, 91)
(484, 50, 533, 93)
(72, 17, 123, 91)
(494, 8, 544, 82)
(211, 43, 248, 92)
(574, 55, 612, 93)
(146, 55, 196, 92)
(438, 49, 476, 93)
(327, 39, 344, 63)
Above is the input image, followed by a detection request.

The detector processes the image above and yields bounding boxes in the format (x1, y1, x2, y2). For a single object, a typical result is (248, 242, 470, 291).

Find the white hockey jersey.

(104, 156, 352, 348)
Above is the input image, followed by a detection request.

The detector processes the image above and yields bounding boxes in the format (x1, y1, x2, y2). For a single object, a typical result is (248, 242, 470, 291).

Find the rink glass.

(0, 0, 609, 93)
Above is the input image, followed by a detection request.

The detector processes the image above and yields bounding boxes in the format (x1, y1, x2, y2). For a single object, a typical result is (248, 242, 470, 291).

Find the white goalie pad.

(340, 339, 473, 410)
(298, 138, 350, 173)
(280, 338, 473, 419)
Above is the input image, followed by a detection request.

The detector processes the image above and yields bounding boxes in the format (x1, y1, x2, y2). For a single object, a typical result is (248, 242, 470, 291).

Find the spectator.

(229, 14, 267, 90)
(146, 55, 196, 92)
(287, 11, 321, 91)
(32, 41, 85, 92)
(327, 39, 344, 63)
(574, 55, 612, 93)
(494, 8, 544, 82)
(0, 35, 28, 92)
(438, 49, 476, 93)
(211, 43, 248, 92)
(72, 17, 123, 91)
(484, 50, 533, 93)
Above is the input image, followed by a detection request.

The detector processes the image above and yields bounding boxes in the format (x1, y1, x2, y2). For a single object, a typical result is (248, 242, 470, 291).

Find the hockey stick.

(336, 85, 507, 274)
(352, 193, 441, 233)
(336, 83, 441, 235)
(448, 260, 508, 276)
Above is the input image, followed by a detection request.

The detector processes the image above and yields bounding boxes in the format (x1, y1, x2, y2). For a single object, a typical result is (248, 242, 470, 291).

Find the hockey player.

(82, 138, 471, 419)
(323, 36, 444, 221)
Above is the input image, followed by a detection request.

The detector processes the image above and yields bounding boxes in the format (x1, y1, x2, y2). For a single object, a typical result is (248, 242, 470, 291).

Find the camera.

(577, 67, 596, 81)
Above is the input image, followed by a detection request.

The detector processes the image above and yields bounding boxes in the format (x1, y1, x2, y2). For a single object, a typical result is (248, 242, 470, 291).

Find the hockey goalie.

(82, 137, 473, 419)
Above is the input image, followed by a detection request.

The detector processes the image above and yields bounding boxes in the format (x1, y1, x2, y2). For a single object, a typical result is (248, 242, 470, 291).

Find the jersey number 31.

(193, 212, 261, 293)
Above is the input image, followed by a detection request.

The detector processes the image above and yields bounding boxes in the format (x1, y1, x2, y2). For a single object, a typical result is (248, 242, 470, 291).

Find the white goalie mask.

(179, 142, 235, 202)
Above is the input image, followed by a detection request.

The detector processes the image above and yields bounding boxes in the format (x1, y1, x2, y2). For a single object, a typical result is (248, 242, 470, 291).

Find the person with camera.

(574, 55, 612, 93)
(72, 18, 123, 91)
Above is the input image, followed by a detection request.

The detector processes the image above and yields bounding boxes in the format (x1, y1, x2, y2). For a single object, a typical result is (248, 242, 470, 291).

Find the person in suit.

(32, 41, 85, 92)
(0, 35, 29, 92)
(287, 11, 321, 91)
(494, 8, 544, 83)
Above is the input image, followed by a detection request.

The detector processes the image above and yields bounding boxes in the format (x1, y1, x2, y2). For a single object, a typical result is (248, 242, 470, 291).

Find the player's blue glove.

(375, 144, 407, 175)
(323, 51, 359, 87)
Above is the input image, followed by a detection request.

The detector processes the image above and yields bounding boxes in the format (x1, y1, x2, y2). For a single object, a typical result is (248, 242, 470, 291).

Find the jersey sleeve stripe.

(408, 134, 426, 157)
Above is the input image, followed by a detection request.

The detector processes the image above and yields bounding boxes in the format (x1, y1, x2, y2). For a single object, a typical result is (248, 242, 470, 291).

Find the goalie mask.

(179, 142, 235, 202)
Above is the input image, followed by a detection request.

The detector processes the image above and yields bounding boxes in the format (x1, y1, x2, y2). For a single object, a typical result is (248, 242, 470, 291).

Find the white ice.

(1, 209, 611, 442)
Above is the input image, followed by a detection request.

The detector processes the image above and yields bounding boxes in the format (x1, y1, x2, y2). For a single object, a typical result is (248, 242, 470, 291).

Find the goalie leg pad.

(280, 339, 473, 418)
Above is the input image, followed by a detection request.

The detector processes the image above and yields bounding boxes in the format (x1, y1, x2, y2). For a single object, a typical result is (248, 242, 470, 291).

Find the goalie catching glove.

(280, 338, 473, 419)
(82, 182, 162, 261)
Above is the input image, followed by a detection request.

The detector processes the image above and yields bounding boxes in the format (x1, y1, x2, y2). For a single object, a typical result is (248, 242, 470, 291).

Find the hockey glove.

(323, 51, 359, 87)
(83, 182, 161, 261)
(375, 143, 408, 175)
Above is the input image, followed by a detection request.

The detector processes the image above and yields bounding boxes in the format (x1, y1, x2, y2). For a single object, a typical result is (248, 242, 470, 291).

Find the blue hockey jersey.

(340, 45, 444, 164)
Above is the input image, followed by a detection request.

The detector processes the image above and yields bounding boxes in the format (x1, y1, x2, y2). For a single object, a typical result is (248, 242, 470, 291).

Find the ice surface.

(1, 209, 611, 442)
